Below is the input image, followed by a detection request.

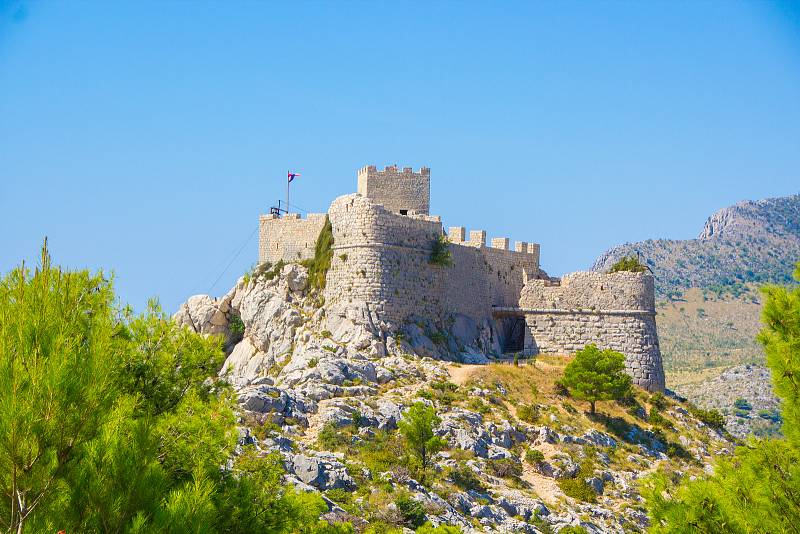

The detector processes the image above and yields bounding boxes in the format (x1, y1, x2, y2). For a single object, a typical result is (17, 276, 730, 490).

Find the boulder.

(173, 294, 229, 337)
(220, 337, 274, 387)
(291, 453, 355, 490)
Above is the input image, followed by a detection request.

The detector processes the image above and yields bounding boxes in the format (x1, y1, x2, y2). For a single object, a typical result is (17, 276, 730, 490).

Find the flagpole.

(286, 171, 290, 215)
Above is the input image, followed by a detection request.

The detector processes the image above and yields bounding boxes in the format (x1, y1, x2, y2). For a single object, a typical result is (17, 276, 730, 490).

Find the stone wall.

(325, 194, 543, 328)
(357, 165, 430, 215)
(259, 213, 327, 264)
(325, 194, 442, 324)
(516, 272, 665, 392)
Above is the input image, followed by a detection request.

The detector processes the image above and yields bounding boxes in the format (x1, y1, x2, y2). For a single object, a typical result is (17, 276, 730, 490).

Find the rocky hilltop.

(174, 265, 736, 533)
(593, 194, 800, 298)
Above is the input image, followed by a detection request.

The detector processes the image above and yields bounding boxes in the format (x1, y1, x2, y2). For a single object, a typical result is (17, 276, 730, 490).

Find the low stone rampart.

(259, 213, 328, 264)
(517, 272, 665, 391)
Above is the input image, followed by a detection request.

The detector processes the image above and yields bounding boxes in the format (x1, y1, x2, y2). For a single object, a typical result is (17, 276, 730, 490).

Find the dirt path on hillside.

(445, 364, 482, 386)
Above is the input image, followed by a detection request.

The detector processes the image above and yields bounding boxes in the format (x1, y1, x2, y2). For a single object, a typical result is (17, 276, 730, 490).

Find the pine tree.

(0, 243, 352, 533)
(560, 344, 632, 414)
(399, 402, 447, 483)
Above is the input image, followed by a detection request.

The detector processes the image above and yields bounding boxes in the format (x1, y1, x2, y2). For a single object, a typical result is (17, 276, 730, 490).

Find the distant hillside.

(656, 287, 763, 374)
(593, 194, 800, 299)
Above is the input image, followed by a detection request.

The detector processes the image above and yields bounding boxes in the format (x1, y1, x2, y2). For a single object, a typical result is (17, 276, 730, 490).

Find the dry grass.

(657, 287, 763, 377)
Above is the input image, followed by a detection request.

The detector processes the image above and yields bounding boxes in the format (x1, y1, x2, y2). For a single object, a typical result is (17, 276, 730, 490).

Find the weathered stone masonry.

(514, 272, 665, 391)
(259, 213, 327, 264)
(258, 164, 666, 392)
(324, 193, 543, 327)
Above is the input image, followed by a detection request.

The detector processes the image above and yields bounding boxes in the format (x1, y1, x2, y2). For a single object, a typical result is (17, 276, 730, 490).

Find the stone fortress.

(259, 165, 665, 391)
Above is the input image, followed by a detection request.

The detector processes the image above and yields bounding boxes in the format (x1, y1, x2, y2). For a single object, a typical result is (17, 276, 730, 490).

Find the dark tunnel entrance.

(497, 316, 526, 354)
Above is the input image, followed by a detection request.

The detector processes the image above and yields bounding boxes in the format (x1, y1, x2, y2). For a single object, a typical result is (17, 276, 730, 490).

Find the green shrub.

(487, 458, 522, 479)
(325, 487, 353, 506)
(228, 313, 245, 340)
(688, 405, 727, 431)
(431, 381, 458, 392)
(734, 398, 753, 411)
(351, 410, 363, 427)
(609, 255, 648, 273)
(448, 466, 485, 492)
(525, 449, 545, 464)
(758, 409, 781, 422)
(396, 494, 427, 529)
(517, 404, 539, 424)
(300, 216, 333, 290)
(429, 234, 453, 267)
(321, 330, 333, 339)
(429, 331, 448, 345)
(558, 477, 596, 503)
(416, 522, 462, 534)
(650, 392, 668, 411)
(318, 422, 350, 450)
(308, 357, 319, 368)
(649, 409, 673, 429)
(467, 398, 491, 414)
(559, 526, 590, 534)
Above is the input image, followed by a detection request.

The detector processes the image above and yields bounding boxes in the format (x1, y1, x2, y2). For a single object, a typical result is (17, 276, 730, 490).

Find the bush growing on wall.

(429, 234, 453, 267)
(301, 216, 334, 290)
(609, 255, 648, 273)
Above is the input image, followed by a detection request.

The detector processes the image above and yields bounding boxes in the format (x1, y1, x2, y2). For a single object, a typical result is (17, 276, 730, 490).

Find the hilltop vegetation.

(0, 245, 741, 533)
(656, 287, 763, 374)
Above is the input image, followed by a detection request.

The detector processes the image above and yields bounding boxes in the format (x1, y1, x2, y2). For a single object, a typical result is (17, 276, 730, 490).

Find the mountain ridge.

(593, 193, 800, 298)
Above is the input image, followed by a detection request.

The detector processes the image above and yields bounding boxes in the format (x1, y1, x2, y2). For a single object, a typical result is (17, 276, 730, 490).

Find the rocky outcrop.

(173, 292, 236, 347)
(177, 263, 737, 534)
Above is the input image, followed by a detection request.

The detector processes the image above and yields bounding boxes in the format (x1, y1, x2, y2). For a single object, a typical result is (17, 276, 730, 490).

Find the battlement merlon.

(357, 164, 431, 215)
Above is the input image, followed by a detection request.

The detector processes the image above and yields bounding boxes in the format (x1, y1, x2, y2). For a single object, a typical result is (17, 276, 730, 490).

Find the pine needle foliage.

(560, 344, 632, 415)
(0, 239, 121, 533)
(0, 241, 351, 533)
(643, 262, 800, 533)
(398, 402, 447, 483)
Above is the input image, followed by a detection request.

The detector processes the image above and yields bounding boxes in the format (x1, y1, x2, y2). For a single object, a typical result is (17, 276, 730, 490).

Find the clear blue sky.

(2, 1, 799, 313)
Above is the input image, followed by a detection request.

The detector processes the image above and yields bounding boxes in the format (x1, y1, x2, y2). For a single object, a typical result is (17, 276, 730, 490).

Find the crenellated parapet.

(357, 164, 430, 215)
(323, 193, 547, 327)
(519, 271, 655, 312)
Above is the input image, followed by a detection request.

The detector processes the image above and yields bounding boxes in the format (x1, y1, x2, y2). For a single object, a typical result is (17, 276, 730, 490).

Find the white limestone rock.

(220, 337, 274, 387)
(173, 294, 229, 337)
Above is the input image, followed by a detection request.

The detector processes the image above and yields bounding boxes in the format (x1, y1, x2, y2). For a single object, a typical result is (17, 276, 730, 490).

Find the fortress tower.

(357, 165, 430, 215)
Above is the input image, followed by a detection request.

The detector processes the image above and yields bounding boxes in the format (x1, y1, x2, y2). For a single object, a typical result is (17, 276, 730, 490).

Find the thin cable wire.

(288, 202, 311, 213)
(208, 225, 258, 294)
